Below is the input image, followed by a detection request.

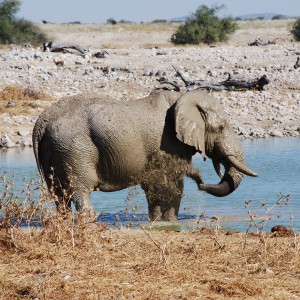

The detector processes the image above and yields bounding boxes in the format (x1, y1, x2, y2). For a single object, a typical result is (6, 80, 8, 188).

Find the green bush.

(291, 18, 300, 41)
(171, 5, 237, 45)
(0, 0, 48, 45)
(151, 19, 167, 23)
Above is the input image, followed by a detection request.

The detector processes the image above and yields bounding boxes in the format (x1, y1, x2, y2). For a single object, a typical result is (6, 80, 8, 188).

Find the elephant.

(32, 89, 257, 221)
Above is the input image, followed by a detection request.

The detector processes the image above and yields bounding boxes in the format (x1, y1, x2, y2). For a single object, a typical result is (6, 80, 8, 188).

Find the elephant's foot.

(162, 208, 177, 222)
(149, 205, 163, 221)
(149, 206, 178, 222)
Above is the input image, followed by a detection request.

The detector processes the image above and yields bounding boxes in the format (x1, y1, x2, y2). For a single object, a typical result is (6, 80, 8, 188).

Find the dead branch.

(93, 51, 109, 58)
(156, 77, 181, 92)
(294, 57, 300, 69)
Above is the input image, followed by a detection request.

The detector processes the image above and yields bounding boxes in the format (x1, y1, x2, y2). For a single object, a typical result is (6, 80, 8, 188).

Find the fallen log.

(159, 67, 270, 92)
(248, 37, 277, 46)
(43, 42, 87, 55)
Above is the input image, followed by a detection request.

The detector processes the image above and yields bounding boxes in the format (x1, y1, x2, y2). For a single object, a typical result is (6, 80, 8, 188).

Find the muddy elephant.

(32, 89, 257, 221)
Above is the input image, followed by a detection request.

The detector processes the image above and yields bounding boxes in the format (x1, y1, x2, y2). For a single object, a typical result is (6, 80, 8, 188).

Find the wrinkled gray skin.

(33, 89, 257, 221)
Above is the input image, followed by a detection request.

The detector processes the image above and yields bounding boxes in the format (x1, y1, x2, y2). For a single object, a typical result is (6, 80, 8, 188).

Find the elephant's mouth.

(199, 155, 258, 197)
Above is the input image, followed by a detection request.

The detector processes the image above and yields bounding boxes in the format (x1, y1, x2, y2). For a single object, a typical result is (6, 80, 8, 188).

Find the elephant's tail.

(32, 114, 48, 181)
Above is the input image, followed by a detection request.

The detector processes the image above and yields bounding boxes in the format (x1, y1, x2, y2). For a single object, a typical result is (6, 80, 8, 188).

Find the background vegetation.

(171, 5, 237, 45)
(291, 18, 300, 41)
(0, 0, 48, 45)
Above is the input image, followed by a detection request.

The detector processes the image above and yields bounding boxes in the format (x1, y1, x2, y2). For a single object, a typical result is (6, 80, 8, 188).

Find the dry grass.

(0, 177, 299, 299)
(39, 20, 293, 35)
(0, 220, 299, 299)
(37, 19, 295, 49)
(236, 19, 296, 30)
(0, 85, 54, 116)
(39, 22, 180, 35)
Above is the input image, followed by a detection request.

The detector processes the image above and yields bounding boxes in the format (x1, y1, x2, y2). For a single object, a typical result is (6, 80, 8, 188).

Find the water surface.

(1, 137, 299, 232)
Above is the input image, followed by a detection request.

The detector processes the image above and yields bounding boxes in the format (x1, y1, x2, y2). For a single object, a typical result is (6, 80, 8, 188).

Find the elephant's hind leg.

(43, 172, 72, 213)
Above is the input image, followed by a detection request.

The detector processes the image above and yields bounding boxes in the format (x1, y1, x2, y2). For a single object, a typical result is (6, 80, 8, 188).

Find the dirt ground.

(0, 20, 300, 299)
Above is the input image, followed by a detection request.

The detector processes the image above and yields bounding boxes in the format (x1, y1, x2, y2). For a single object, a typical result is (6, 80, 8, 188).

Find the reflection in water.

(0, 137, 300, 231)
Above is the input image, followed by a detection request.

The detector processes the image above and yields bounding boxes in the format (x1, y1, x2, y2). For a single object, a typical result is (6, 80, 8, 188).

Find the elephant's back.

(87, 96, 169, 149)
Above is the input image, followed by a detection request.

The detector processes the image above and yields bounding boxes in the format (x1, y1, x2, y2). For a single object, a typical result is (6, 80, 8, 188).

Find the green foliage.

(291, 18, 300, 41)
(171, 5, 237, 45)
(151, 19, 167, 23)
(272, 15, 286, 20)
(0, 0, 48, 45)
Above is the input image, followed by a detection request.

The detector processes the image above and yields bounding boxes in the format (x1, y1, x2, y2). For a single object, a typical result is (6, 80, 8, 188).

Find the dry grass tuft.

(0, 222, 299, 299)
(0, 85, 53, 102)
(0, 84, 54, 115)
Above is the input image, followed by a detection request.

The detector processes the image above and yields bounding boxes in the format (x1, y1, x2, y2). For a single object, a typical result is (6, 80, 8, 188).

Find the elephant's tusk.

(226, 155, 258, 177)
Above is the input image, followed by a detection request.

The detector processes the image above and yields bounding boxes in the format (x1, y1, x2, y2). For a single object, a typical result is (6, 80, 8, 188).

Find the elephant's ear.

(174, 90, 207, 158)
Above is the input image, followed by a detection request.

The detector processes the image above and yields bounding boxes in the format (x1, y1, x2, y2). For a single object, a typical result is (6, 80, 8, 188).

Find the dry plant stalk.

(242, 193, 295, 260)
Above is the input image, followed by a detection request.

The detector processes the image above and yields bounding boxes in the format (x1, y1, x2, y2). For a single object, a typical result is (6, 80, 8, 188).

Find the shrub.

(151, 19, 167, 23)
(107, 18, 117, 25)
(0, 0, 48, 45)
(171, 5, 237, 45)
(272, 14, 286, 20)
(291, 18, 300, 41)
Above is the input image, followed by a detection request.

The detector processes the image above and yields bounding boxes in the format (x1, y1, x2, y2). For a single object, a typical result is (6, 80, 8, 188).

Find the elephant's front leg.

(69, 188, 97, 219)
(141, 176, 184, 222)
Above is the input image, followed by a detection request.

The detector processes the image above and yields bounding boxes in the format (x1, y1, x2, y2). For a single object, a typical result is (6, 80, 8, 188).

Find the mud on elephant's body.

(33, 89, 257, 221)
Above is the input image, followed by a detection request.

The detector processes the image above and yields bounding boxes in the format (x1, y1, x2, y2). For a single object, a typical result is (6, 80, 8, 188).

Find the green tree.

(171, 5, 237, 45)
(0, 0, 48, 45)
(291, 18, 300, 41)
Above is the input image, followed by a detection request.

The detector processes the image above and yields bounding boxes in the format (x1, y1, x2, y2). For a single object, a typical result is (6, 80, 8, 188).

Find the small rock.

(264, 268, 274, 274)
(271, 225, 294, 237)
(17, 130, 30, 137)
(269, 130, 283, 137)
(0, 135, 15, 148)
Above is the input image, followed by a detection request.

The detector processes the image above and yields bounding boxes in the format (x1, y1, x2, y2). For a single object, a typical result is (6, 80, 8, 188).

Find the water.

(1, 137, 299, 232)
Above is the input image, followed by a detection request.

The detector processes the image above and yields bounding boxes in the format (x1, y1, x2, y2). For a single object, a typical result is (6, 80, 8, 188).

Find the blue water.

(0, 137, 299, 232)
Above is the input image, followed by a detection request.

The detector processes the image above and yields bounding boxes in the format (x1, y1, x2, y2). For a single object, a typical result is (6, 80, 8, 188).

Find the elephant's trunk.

(199, 167, 243, 197)
(199, 154, 257, 197)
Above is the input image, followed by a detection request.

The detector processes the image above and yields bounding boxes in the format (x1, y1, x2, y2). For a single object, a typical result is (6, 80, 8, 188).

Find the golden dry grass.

(39, 22, 180, 35)
(236, 19, 296, 30)
(0, 212, 299, 300)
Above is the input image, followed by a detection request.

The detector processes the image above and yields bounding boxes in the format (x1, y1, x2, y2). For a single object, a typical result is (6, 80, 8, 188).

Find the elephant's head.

(175, 89, 257, 197)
